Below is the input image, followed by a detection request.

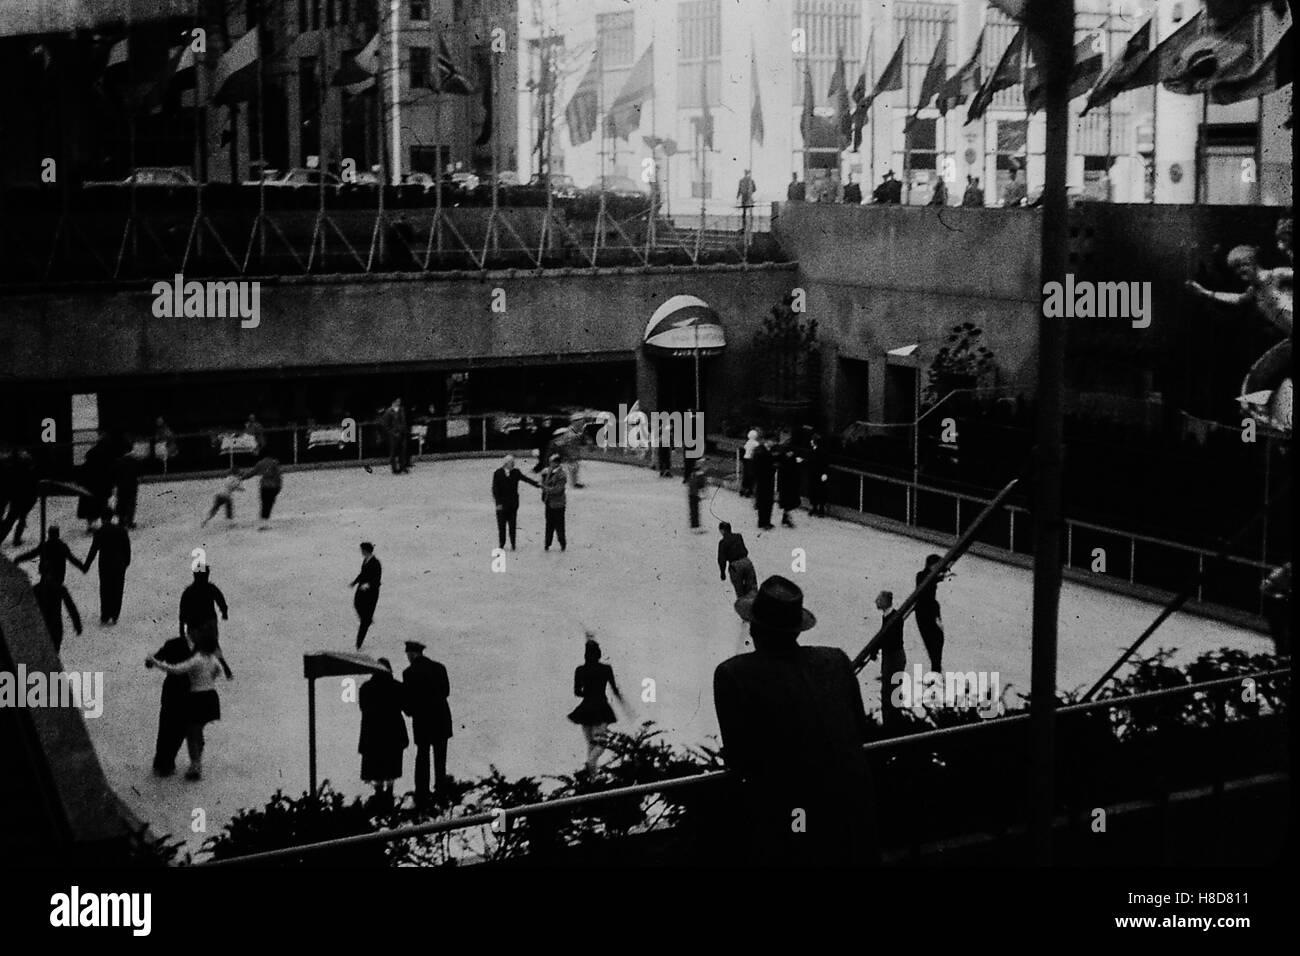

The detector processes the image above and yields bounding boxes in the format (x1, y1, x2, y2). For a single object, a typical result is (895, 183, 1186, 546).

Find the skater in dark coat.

(150, 631, 194, 775)
(717, 522, 758, 599)
(146, 627, 226, 781)
(540, 454, 568, 551)
(78, 434, 116, 532)
(864, 590, 907, 729)
(714, 575, 879, 865)
(178, 567, 233, 679)
(402, 640, 452, 806)
(82, 507, 131, 625)
(915, 554, 947, 672)
(32, 576, 82, 652)
(242, 455, 282, 528)
(532, 418, 551, 473)
(805, 435, 829, 516)
(491, 455, 540, 550)
(752, 441, 776, 530)
(358, 658, 409, 806)
(111, 452, 140, 528)
(16, 525, 87, 586)
(380, 399, 409, 474)
(777, 447, 802, 527)
(350, 542, 382, 649)
(0, 449, 38, 546)
(568, 636, 626, 771)
(687, 468, 707, 530)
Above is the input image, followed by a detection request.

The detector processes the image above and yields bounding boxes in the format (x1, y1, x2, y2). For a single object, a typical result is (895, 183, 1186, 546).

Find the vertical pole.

(1028, 0, 1071, 867)
(1148, 15, 1158, 204)
(1195, 91, 1208, 203)
(308, 678, 318, 798)
(869, 29, 877, 193)
(390, 0, 402, 184)
(903, 33, 911, 203)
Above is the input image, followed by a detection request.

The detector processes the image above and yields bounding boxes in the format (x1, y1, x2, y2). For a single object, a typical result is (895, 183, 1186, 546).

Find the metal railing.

(202, 667, 1291, 866)
(1, 183, 784, 286)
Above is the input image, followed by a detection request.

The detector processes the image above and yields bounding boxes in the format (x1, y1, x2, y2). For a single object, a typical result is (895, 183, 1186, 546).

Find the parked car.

(528, 173, 578, 199)
(583, 174, 648, 198)
(86, 166, 196, 187)
(264, 168, 342, 187)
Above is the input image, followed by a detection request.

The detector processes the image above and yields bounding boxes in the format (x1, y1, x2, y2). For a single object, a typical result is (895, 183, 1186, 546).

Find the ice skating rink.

(11, 458, 1265, 856)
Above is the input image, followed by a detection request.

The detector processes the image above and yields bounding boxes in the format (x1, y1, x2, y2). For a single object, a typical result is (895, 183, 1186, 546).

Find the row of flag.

(92, 26, 479, 115)
(564, 0, 1291, 154)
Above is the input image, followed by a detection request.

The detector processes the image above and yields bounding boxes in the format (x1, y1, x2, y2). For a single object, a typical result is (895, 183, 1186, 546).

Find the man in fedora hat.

(540, 453, 568, 551)
(402, 639, 452, 807)
(713, 575, 878, 865)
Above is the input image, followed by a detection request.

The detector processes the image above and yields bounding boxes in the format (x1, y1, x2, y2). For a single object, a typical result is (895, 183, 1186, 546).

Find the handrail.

(200, 667, 1290, 867)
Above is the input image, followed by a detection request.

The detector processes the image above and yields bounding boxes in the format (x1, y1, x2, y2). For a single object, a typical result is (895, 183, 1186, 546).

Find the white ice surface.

(6, 458, 1263, 856)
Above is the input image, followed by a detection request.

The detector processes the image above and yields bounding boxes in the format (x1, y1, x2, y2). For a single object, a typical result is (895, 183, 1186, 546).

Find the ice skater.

(145, 627, 226, 781)
(541, 453, 568, 551)
(111, 450, 140, 529)
(82, 506, 131, 625)
(242, 453, 283, 529)
(16, 525, 87, 585)
(915, 554, 948, 672)
(358, 658, 409, 809)
(777, 446, 802, 528)
(567, 635, 627, 773)
(402, 640, 452, 807)
(806, 434, 829, 516)
(381, 398, 410, 474)
(32, 575, 82, 652)
(491, 455, 540, 550)
(717, 522, 758, 599)
(150, 629, 195, 776)
(0, 448, 38, 546)
(687, 467, 708, 531)
(864, 590, 907, 729)
(752, 439, 775, 530)
(350, 542, 382, 649)
(178, 566, 234, 680)
(740, 429, 760, 497)
(201, 472, 243, 527)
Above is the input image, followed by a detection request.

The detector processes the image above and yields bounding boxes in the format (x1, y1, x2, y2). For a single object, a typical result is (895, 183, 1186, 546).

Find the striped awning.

(643, 295, 726, 357)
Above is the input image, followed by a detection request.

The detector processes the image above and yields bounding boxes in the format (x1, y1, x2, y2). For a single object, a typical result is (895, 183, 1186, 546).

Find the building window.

(411, 0, 429, 20)
(678, 1, 720, 109)
(311, 0, 321, 31)
(893, 2, 955, 110)
(598, 11, 635, 68)
(791, 0, 860, 107)
(326, 0, 335, 28)
(982, 5, 1022, 110)
(298, 0, 308, 33)
(410, 47, 431, 89)
(904, 118, 937, 172)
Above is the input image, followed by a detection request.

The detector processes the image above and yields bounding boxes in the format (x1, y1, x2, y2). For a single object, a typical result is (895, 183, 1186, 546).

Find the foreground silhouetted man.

(713, 575, 878, 865)
(403, 639, 452, 808)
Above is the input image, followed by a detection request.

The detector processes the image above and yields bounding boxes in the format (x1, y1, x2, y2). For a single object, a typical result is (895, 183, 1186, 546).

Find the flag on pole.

(829, 47, 852, 147)
(607, 43, 654, 140)
(1026, 31, 1104, 112)
(1081, 17, 1152, 114)
(331, 32, 379, 91)
(1208, 18, 1293, 103)
(1111, 10, 1204, 96)
(434, 34, 476, 94)
(907, 23, 949, 130)
(750, 39, 765, 145)
(870, 35, 906, 101)
(965, 26, 1024, 124)
(850, 28, 873, 151)
(1162, 4, 1279, 96)
(212, 28, 259, 105)
(937, 26, 983, 115)
(564, 52, 600, 145)
(799, 63, 815, 145)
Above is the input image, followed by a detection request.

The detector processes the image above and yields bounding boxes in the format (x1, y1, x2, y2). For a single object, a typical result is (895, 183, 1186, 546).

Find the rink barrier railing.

(32, 414, 1273, 619)
(200, 667, 1292, 866)
(718, 439, 1276, 620)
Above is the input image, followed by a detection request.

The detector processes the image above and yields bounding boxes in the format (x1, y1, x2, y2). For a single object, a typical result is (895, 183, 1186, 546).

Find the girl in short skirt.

(147, 627, 226, 780)
(568, 636, 627, 772)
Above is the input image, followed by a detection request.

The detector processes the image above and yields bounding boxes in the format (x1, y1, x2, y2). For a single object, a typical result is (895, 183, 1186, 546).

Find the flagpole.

(1021, 24, 1029, 190)
(903, 31, 911, 203)
(1104, 1, 1113, 201)
(1196, 90, 1207, 203)
(1149, 13, 1158, 204)
(869, 29, 876, 192)
(390, 0, 401, 185)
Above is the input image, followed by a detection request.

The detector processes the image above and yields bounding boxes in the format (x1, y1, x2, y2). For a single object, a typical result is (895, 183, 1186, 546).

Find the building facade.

(521, 0, 1291, 211)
